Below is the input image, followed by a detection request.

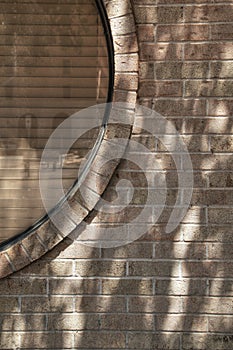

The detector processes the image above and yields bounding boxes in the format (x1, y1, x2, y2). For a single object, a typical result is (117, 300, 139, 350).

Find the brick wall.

(0, 0, 233, 349)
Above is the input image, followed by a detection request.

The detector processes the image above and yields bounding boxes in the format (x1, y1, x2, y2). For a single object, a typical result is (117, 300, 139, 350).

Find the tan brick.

(185, 80, 233, 97)
(6, 243, 30, 271)
(110, 15, 135, 35)
(0, 333, 20, 349)
(152, 99, 206, 116)
(106, 0, 132, 18)
(20, 332, 73, 349)
(155, 62, 208, 79)
(0, 297, 18, 313)
(185, 43, 233, 60)
(208, 172, 233, 188)
(183, 226, 233, 243)
(74, 331, 125, 349)
(115, 73, 138, 90)
(22, 233, 46, 261)
(182, 333, 233, 350)
(185, 5, 233, 23)
(211, 24, 233, 40)
(75, 260, 126, 277)
(129, 296, 181, 313)
(155, 242, 207, 259)
(75, 296, 126, 313)
(45, 240, 100, 259)
(206, 190, 233, 206)
(140, 62, 155, 79)
(134, 5, 157, 23)
(155, 315, 208, 332)
(128, 332, 180, 349)
(208, 208, 233, 224)
(139, 81, 182, 97)
(19, 260, 73, 277)
(138, 24, 155, 42)
(100, 313, 154, 330)
(158, 135, 209, 153)
(155, 279, 207, 295)
(49, 278, 100, 295)
(209, 316, 233, 333)
(115, 53, 138, 72)
(0, 314, 46, 330)
(209, 99, 233, 116)
(183, 262, 233, 278)
(182, 296, 233, 314)
(0, 277, 47, 295)
(157, 24, 209, 41)
(0, 252, 13, 278)
(158, 6, 183, 23)
(48, 313, 99, 330)
(102, 278, 153, 295)
(91, 205, 153, 224)
(21, 296, 74, 313)
(114, 90, 137, 104)
(191, 154, 233, 170)
(211, 62, 233, 79)
(37, 220, 63, 251)
(209, 280, 233, 296)
(140, 43, 182, 60)
(129, 261, 179, 277)
(102, 242, 153, 259)
(211, 136, 233, 152)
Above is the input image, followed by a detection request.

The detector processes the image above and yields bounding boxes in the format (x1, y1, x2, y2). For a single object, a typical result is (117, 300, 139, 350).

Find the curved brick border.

(0, 0, 139, 279)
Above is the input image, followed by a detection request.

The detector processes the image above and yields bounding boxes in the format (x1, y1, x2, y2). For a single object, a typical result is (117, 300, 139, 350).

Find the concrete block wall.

(0, 0, 233, 349)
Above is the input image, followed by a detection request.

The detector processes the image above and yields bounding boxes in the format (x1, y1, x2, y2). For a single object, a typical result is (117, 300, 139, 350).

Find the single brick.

(140, 43, 182, 60)
(0, 277, 47, 295)
(47, 313, 99, 331)
(155, 314, 208, 332)
(155, 279, 207, 295)
(74, 331, 125, 349)
(208, 208, 233, 224)
(128, 332, 180, 349)
(211, 24, 233, 40)
(75, 260, 126, 277)
(157, 6, 183, 23)
(75, 296, 126, 313)
(129, 296, 181, 313)
(0, 314, 46, 331)
(21, 296, 74, 313)
(100, 313, 154, 330)
(134, 5, 157, 23)
(20, 332, 73, 349)
(157, 24, 209, 41)
(19, 260, 73, 277)
(209, 316, 233, 333)
(182, 296, 233, 314)
(185, 5, 233, 23)
(185, 43, 233, 60)
(49, 278, 100, 295)
(138, 24, 155, 42)
(102, 278, 153, 295)
(0, 297, 19, 313)
(128, 261, 179, 277)
(139, 81, 182, 97)
(182, 333, 233, 350)
(115, 54, 138, 72)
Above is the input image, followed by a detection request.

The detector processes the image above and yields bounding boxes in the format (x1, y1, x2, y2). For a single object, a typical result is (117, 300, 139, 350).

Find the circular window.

(0, 0, 112, 245)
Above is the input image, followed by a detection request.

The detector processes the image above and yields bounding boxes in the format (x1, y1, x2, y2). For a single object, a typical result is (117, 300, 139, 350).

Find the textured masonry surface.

(0, 0, 233, 349)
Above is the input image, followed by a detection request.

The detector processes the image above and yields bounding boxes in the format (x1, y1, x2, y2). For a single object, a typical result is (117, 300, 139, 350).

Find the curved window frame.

(0, 0, 139, 279)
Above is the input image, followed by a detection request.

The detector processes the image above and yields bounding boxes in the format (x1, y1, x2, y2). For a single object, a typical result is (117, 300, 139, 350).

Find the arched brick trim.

(0, 0, 139, 279)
